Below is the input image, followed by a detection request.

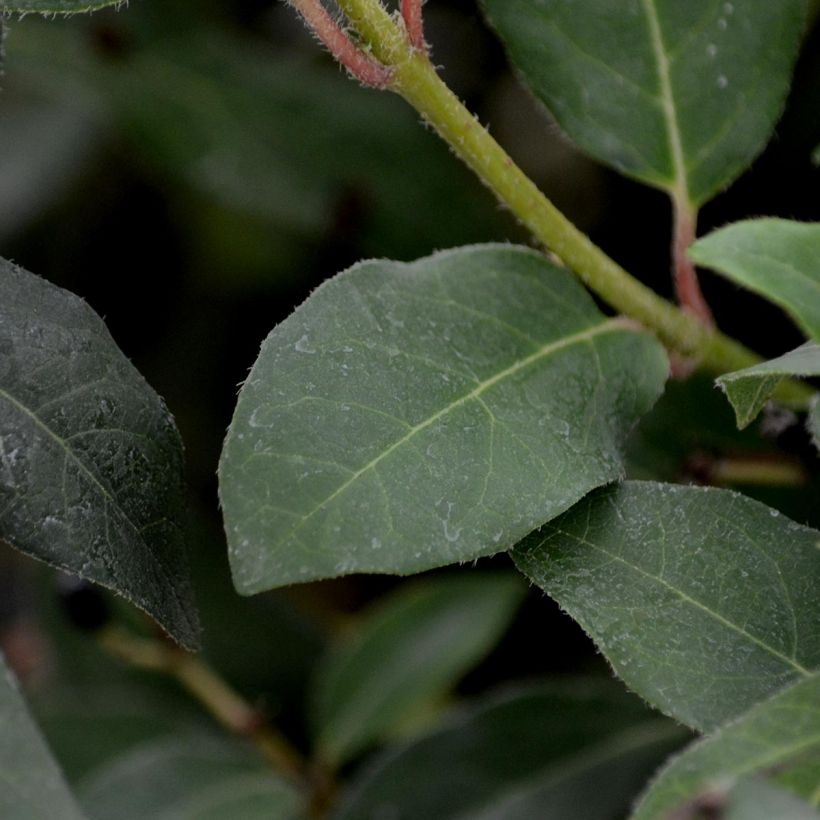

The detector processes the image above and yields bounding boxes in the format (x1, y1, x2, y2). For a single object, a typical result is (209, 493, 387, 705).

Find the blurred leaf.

(333, 680, 687, 820)
(77, 733, 303, 820)
(310, 572, 525, 766)
(219, 246, 668, 592)
(632, 674, 820, 819)
(481, 0, 806, 206)
(514, 481, 820, 732)
(716, 342, 820, 428)
(0, 259, 200, 649)
(1, 0, 119, 12)
(724, 780, 820, 820)
(690, 219, 820, 340)
(0, 652, 86, 820)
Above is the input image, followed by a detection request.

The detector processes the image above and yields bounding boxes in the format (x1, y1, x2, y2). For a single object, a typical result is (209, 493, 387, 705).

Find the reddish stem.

(401, 0, 426, 50)
(672, 202, 713, 327)
(288, 0, 392, 88)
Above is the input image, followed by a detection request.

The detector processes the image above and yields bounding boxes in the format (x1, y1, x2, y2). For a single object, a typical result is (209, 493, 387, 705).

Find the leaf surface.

(0, 653, 86, 820)
(0, 259, 199, 648)
(333, 680, 687, 820)
(690, 219, 820, 339)
(723, 781, 820, 820)
(219, 245, 668, 592)
(481, 0, 805, 206)
(513, 481, 820, 731)
(311, 572, 525, 765)
(632, 674, 820, 819)
(716, 342, 820, 428)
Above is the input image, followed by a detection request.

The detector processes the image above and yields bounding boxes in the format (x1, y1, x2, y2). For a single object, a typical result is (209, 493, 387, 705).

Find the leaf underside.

(514, 481, 820, 732)
(218, 245, 668, 593)
(481, 0, 806, 206)
(0, 259, 200, 649)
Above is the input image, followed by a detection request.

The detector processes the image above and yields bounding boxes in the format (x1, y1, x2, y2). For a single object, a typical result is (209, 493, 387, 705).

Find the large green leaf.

(0, 653, 86, 820)
(77, 733, 303, 820)
(632, 674, 820, 819)
(0, 259, 200, 649)
(333, 680, 687, 820)
(513, 481, 820, 732)
(218, 245, 668, 592)
(481, 0, 806, 207)
(716, 342, 820, 428)
(311, 572, 525, 766)
(690, 219, 820, 339)
(1, 0, 119, 11)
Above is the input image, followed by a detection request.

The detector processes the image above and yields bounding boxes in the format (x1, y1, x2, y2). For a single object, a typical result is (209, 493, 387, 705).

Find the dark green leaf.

(716, 342, 820, 428)
(514, 481, 820, 731)
(690, 219, 820, 340)
(481, 0, 805, 206)
(311, 572, 525, 766)
(219, 245, 668, 592)
(77, 733, 303, 820)
(0, 259, 200, 648)
(632, 674, 820, 819)
(724, 780, 820, 820)
(333, 680, 687, 820)
(0, 653, 85, 820)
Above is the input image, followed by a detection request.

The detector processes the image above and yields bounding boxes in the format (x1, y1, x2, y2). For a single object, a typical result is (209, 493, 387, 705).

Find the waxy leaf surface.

(333, 681, 686, 820)
(514, 481, 820, 732)
(0, 653, 85, 820)
(482, 0, 805, 206)
(716, 342, 820, 428)
(219, 245, 668, 592)
(311, 572, 525, 765)
(690, 219, 820, 339)
(0, 259, 200, 648)
(632, 674, 820, 820)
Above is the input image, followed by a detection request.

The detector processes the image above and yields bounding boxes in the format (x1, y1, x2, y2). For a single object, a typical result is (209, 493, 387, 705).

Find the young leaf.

(77, 733, 302, 820)
(0, 259, 200, 649)
(716, 342, 820, 428)
(690, 219, 820, 340)
(1, 0, 120, 11)
(219, 245, 668, 593)
(481, 0, 806, 207)
(333, 680, 687, 820)
(513, 481, 820, 732)
(310, 572, 525, 766)
(632, 674, 820, 820)
(0, 653, 86, 820)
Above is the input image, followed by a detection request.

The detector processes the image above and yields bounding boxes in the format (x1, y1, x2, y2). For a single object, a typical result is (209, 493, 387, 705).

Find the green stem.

(331, 0, 811, 407)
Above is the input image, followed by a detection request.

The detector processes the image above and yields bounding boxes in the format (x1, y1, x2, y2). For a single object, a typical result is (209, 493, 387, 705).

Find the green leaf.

(311, 572, 525, 766)
(0, 259, 200, 649)
(723, 780, 820, 820)
(481, 0, 806, 206)
(716, 342, 820, 428)
(690, 219, 820, 340)
(77, 733, 303, 820)
(632, 674, 820, 819)
(333, 680, 687, 820)
(1, 0, 120, 12)
(219, 245, 668, 593)
(0, 653, 86, 820)
(513, 481, 820, 732)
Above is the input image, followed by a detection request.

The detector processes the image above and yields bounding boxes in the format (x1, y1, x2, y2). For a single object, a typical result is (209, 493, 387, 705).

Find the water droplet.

(717, 75, 728, 89)
(294, 334, 315, 354)
(706, 43, 718, 58)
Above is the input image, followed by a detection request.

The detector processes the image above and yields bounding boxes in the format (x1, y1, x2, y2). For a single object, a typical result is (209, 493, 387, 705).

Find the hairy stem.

(315, 0, 811, 407)
(98, 626, 307, 783)
(400, 0, 425, 50)
(672, 202, 713, 325)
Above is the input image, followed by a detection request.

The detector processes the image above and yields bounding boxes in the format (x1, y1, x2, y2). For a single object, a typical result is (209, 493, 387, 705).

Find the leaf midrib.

(272, 318, 628, 548)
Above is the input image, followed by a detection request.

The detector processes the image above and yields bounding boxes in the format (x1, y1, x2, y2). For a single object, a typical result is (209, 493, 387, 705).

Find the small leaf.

(632, 674, 820, 820)
(0, 653, 86, 820)
(333, 680, 687, 820)
(481, 0, 806, 206)
(0, 259, 200, 649)
(690, 219, 820, 340)
(77, 733, 303, 820)
(311, 572, 525, 766)
(1, 0, 119, 11)
(219, 245, 668, 593)
(716, 342, 820, 428)
(513, 481, 820, 732)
